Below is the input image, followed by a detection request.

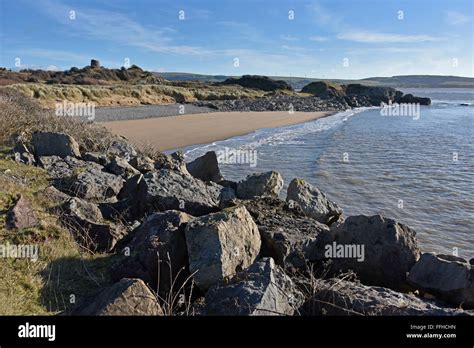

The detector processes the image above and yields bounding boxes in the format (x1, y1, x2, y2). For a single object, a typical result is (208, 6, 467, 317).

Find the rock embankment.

(194, 81, 431, 112)
(6, 131, 470, 316)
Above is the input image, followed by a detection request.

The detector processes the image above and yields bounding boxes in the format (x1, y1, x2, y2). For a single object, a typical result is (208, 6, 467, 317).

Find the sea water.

(183, 88, 474, 258)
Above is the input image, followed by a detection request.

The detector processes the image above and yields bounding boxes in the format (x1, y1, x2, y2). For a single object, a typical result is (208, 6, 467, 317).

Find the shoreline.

(102, 110, 336, 151)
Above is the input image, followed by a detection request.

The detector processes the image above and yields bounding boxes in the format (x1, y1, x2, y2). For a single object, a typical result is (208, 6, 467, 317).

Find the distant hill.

(155, 72, 474, 89)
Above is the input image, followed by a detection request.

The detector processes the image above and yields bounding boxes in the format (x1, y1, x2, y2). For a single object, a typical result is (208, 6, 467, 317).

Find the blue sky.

(1, 0, 473, 78)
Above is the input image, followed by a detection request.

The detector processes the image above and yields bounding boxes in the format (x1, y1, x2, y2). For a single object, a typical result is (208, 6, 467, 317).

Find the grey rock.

(218, 186, 237, 209)
(68, 166, 124, 201)
(185, 205, 261, 291)
(82, 152, 108, 166)
(32, 132, 81, 158)
(154, 152, 189, 174)
(205, 258, 304, 315)
(242, 197, 332, 269)
(128, 155, 155, 173)
(408, 253, 474, 309)
(303, 278, 466, 316)
(106, 156, 140, 179)
(71, 278, 163, 315)
(112, 211, 192, 297)
(186, 151, 224, 183)
(330, 215, 421, 291)
(60, 197, 125, 252)
(143, 170, 221, 216)
(236, 171, 284, 199)
(107, 138, 137, 161)
(286, 178, 342, 225)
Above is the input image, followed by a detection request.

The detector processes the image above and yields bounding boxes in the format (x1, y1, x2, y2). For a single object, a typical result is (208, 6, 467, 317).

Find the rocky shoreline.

(193, 80, 431, 113)
(6, 130, 472, 316)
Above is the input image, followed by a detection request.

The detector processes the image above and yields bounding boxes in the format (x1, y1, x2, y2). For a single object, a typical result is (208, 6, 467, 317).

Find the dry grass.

(6, 83, 270, 108)
(0, 87, 118, 153)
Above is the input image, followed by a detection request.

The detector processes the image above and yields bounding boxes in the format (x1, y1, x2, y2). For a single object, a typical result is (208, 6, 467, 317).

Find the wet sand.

(103, 111, 335, 151)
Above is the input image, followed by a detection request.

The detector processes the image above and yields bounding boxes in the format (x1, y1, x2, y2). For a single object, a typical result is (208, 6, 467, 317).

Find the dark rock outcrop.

(241, 197, 332, 269)
(219, 75, 293, 92)
(408, 253, 474, 309)
(186, 151, 224, 183)
(112, 210, 192, 296)
(330, 215, 420, 291)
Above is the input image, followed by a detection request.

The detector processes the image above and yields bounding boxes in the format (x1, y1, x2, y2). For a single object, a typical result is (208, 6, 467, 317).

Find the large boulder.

(185, 205, 261, 291)
(205, 258, 304, 315)
(242, 197, 332, 269)
(38, 155, 94, 179)
(32, 132, 81, 158)
(60, 197, 126, 252)
(408, 253, 474, 309)
(219, 75, 293, 92)
(71, 278, 163, 315)
(154, 152, 189, 175)
(236, 171, 283, 200)
(302, 278, 466, 316)
(6, 195, 38, 230)
(128, 154, 155, 173)
(38, 155, 124, 201)
(106, 156, 140, 179)
(106, 138, 137, 162)
(330, 215, 420, 291)
(286, 178, 342, 225)
(112, 211, 192, 297)
(186, 151, 224, 183)
(143, 170, 221, 216)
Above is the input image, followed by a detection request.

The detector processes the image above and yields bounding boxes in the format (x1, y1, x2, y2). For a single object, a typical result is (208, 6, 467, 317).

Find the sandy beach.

(103, 111, 335, 151)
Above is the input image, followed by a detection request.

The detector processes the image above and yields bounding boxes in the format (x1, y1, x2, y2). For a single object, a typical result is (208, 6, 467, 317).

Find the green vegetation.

(0, 155, 115, 315)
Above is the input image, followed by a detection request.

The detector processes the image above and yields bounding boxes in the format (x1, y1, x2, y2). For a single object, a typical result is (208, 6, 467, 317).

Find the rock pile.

(6, 131, 471, 316)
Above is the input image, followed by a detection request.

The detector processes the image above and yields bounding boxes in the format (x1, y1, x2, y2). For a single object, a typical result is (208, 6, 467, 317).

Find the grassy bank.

(7, 83, 273, 108)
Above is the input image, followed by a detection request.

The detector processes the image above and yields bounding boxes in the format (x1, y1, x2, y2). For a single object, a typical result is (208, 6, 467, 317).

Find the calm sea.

(183, 88, 474, 259)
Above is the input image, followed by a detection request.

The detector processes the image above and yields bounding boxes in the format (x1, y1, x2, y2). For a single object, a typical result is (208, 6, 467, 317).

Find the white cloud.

(445, 11, 471, 25)
(337, 31, 440, 43)
(309, 36, 329, 42)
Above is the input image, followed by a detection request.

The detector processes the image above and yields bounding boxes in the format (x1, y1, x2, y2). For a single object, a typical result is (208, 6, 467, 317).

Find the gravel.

(93, 104, 215, 122)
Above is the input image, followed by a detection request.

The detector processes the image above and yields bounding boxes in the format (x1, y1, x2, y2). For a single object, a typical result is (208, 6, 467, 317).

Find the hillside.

(156, 72, 474, 89)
